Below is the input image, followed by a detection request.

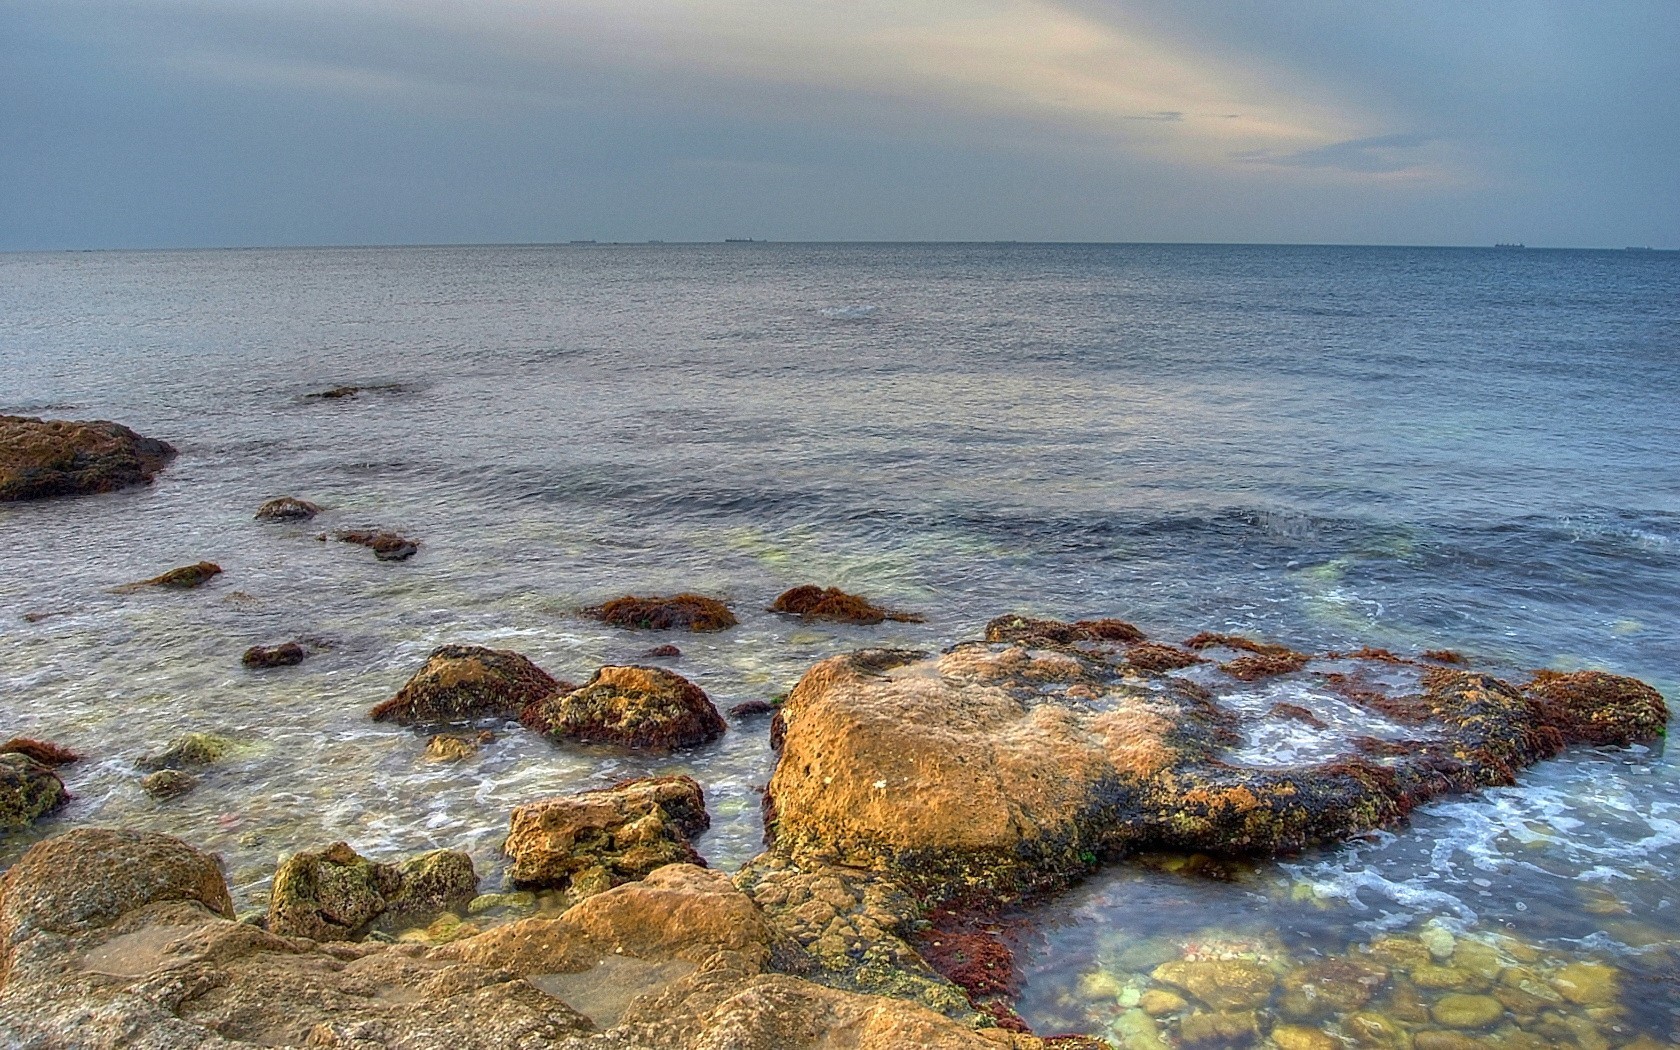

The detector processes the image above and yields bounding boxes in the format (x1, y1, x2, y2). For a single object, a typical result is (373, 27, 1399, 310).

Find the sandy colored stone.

(1273, 1025, 1343, 1050)
(503, 775, 709, 893)
(1431, 992, 1504, 1029)
(1178, 1008, 1259, 1046)
(1152, 958, 1276, 1011)
(521, 666, 725, 751)
(1549, 960, 1618, 1005)
(1138, 987, 1187, 1016)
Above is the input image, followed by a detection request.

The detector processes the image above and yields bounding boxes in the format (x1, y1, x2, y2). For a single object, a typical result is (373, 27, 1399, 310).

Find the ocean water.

(2, 243, 1677, 1042)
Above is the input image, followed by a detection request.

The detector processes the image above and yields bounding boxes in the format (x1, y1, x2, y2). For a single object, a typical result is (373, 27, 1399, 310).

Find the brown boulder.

(112, 560, 222, 592)
(589, 593, 738, 632)
(521, 665, 726, 750)
(984, 614, 1144, 645)
(771, 585, 924, 625)
(503, 775, 709, 895)
(0, 415, 176, 502)
(1525, 669, 1668, 745)
(334, 527, 419, 561)
(242, 641, 306, 668)
(0, 753, 67, 831)
(254, 495, 321, 521)
(370, 644, 563, 726)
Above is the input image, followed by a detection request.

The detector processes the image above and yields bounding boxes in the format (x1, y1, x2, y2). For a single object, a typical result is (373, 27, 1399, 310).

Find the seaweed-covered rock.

(771, 586, 923, 625)
(425, 731, 490, 761)
(1525, 669, 1669, 745)
(267, 841, 477, 941)
(503, 775, 709, 895)
(139, 769, 197, 799)
(333, 527, 419, 561)
(589, 593, 737, 632)
(1125, 642, 1204, 672)
(520, 665, 726, 750)
(135, 731, 234, 772)
(984, 614, 1144, 645)
(254, 496, 320, 521)
(0, 415, 176, 502)
(764, 631, 1658, 904)
(371, 644, 562, 726)
(0, 738, 79, 767)
(112, 560, 222, 593)
(0, 753, 66, 831)
(242, 641, 306, 668)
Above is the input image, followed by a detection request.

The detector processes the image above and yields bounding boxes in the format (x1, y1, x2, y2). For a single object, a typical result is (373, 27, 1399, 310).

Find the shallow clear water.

(2, 243, 1676, 1042)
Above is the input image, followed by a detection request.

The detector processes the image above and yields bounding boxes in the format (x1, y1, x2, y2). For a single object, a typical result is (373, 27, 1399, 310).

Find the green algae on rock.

(503, 775, 709, 896)
(0, 415, 176, 502)
(139, 768, 197, 800)
(110, 560, 223, 593)
(0, 753, 67, 832)
(520, 665, 726, 750)
(134, 730, 236, 772)
(588, 592, 738, 632)
(267, 840, 478, 941)
(371, 644, 564, 726)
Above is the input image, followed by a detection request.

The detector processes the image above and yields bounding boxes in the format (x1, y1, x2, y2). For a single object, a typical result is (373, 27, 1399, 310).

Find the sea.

(2, 243, 1677, 1043)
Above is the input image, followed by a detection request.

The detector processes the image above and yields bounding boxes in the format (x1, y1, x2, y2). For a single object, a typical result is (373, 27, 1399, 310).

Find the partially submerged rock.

(771, 585, 924, 625)
(334, 527, 419, 561)
(139, 768, 197, 800)
(426, 731, 492, 761)
(1525, 669, 1669, 745)
(764, 626, 1668, 904)
(503, 775, 710, 896)
(985, 614, 1144, 645)
(242, 641, 306, 668)
(0, 753, 66, 831)
(371, 644, 563, 726)
(589, 593, 738, 632)
(254, 495, 321, 521)
(520, 665, 726, 750)
(135, 731, 235, 773)
(730, 699, 776, 719)
(0, 737, 79, 767)
(111, 560, 223, 592)
(0, 415, 176, 502)
(267, 841, 478, 941)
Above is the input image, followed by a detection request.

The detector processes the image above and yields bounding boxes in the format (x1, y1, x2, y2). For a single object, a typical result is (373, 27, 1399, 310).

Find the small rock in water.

(1525, 669, 1670, 745)
(769, 585, 923, 625)
(1430, 992, 1505, 1029)
(241, 642, 306, 669)
(332, 529, 418, 561)
(424, 733, 482, 761)
(520, 665, 725, 750)
(728, 700, 775, 719)
(587, 593, 737, 632)
(135, 731, 235, 772)
(112, 561, 223, 593)
(641, 643, 682, 659)
(0, 415, 177, 502)
(371, 645, 562, 725)
(0, 752, 67, 829)
(253, 496, 320, 521)
(986, 613, 1145, 645)
(308, 385, 361, 399)
(0, 737, 80, 767)
(140, 769, 197, 799)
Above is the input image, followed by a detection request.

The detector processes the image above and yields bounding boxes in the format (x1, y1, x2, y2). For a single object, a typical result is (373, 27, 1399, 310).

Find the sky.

(2, 0, 1676, 249)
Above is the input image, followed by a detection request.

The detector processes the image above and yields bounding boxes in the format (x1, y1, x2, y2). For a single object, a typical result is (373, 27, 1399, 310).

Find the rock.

(1525, 670, 1669, 745)
(1431, 992, 1504, 1029)
(1221, 650, 1311, 681)
(643, 643, 682, 658)
(0, 753, 66, 830)
(1126, 643, 1204, 671)
(521, 665, 726, 750)
(267, 841, 476, 941)
(334, 528, 419, 561)
(1151, 959, 1276, 1010)
(765, 635, 1615, 904)
(242, 641, 306, 668)
(0, 415, 176, 502)
(135, 731, 234, 772)
(254, 496, 321, 521)
(503, 775, 709, 895)
(1273, 1025, 1342, 1050)
(0, 737, 79, 767)
(771, 586, 923, 625)
(1424, 649, 1468, 665)
(589, 593, 738, 632)
(1178, 1009, 1259, 1046)
(1139, 988, 1188, 1015)
(984, 614, 1144, 645)
(1413, 1033, 1485, 1050)
(309, 384, 362, 399)
(1549, 960, 1618, 1005)
(730, 700, 776, 718)
(139, 769, 197, 799)
(1419, 922, 1456, 961)
(425, 733, 488, 761)
(112, 560, 222, 592)
(370, 644, 562, 726)
(1277, 957, 1389, 1018)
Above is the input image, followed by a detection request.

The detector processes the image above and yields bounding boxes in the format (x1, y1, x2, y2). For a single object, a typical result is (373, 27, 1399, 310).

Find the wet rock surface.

(266, 841, 478, 941)
(588, 593, 738, 632)
(333, 527, 420, 561)
(0, 753, 66, 831)
(253, 495, 321, 521)
(764, 621, 1668, 904)
(242, 641, 306, 668)
(504, 775, 710, 897)
(771, 585, 924, 625)
(139, 769, 197, 799)
(135, 731, 235, 773)
(0, 415, 176, 502)
(370, 644, 563, 726)
(521, 665, 726, 750)
(112, 560, 223, 592)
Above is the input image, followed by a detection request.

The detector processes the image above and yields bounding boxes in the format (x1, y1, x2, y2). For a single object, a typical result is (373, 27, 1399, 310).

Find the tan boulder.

(371, 644, 563, 725)
(503, 775, 708, 895)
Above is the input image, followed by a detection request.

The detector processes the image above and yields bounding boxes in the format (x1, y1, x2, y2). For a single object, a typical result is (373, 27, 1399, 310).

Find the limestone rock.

(254, 495, 320, 521)
(503, 775, 708, 895)
(0, 752, 66, 831)
(370, 644, 562, 726)
(0, 415, 176, 502)
(521, 665, 725, 750)
(1151, 959, 1276, 1010)
(588, 593, 738, 632)
(267, 841, 477, 941)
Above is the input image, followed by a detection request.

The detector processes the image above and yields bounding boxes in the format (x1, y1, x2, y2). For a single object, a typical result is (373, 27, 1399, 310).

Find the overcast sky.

(3, 0, 1676, 249)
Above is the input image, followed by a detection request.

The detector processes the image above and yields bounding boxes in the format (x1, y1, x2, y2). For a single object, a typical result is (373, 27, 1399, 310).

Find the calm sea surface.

(2, 243, 1677, 1041)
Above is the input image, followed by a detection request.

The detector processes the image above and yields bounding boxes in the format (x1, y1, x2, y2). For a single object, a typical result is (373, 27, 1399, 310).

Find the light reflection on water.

(1, 243, 1676, 1042)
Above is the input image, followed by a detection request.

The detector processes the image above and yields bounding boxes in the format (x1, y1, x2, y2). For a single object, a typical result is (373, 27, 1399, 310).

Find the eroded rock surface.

(371, 644, 563, 726)
(266, 841, 478, 941)
(0, 415, 176, 502)
(0, 753, 66, 831)
(504, 775, 709, 897)
(521, 665, 726, 750)
(765, 624, 1668, 904)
